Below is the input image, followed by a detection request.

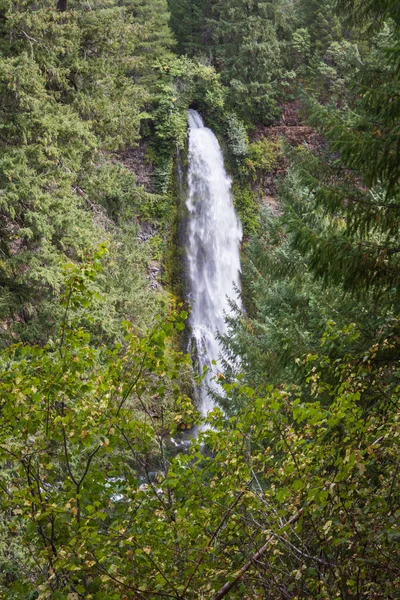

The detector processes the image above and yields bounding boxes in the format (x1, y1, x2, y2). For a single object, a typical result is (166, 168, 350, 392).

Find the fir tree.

(287, 20, 400, 295)
(221, 0, 400, 405)
(295, 0, 342, 55)
(209, 0, 284, 122)
(167, 0, 213, 55)
(0, 0, 175, 344)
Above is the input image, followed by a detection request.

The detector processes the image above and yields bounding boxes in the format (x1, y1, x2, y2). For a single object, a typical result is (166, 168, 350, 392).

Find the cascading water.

(186, 109, 242, 417)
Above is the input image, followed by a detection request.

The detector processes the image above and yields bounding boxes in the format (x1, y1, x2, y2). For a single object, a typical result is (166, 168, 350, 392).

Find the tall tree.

(221, 0, 400, 410)
(295, 0, 342, 55)
(0, 0, 175, 344)
(209, 0, 284, 122)
(167, 0, 213, 55)
(124, 0, 175, 76)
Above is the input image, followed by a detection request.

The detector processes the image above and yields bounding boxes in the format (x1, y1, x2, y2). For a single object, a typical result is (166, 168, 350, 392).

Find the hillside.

(0, 0, 399, 598)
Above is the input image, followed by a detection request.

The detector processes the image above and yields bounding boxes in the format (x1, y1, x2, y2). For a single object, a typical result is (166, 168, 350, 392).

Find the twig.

(274, 533, 335, 567)
(211, 508, 304, 600)
(181, 486, 250, 597)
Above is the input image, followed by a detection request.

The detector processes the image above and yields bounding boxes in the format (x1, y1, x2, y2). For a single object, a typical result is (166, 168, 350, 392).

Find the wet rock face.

(146, 261, 161, 290)
(137, 220, 158, 243)
(250, 100, 326, 200)
(252, 100, 326, 153)
(118, 142, 155, 193)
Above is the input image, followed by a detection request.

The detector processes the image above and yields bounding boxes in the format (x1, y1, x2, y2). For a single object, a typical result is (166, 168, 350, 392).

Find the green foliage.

(292, 26, 312, 59)
(151, 56, 226, 192)
(250, 0, 400, 303)
(288, 0, 368, 103)
(0, 0, 179, 345)
(1, 0, 400, 597)
(336, 0, 400, 28)
(221, 191, 399, 396)
(224, 113, 249, 158)
(231, 183, 259, 237)
(245, 136, 282, 178)
(0, 255, 192, 599)
(218, 8, 400, 596)
(2, 307, 398, 598)
(221, 0, 400, 389)
(167, 0, 211, 55)
(209, 0, 285, 122)
(167, 0, 290, 122)
(295, 0, 342, 56)
(123, 0, 175, 73)
(284, 14, 400, 294)
(207, 327, 400, 598)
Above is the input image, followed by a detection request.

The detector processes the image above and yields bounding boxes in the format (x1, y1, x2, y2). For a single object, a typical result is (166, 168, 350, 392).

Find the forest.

(0, 0, 399, 598)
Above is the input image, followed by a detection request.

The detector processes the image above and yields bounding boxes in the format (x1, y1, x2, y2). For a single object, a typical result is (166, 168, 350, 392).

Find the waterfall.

(186, 109, 242, 417)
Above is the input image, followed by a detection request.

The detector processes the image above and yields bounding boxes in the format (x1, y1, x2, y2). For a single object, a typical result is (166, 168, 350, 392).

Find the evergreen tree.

(295, 0, 342, 55)
(223, 201, 398, 399)
(123, 0, 175, 76)
(0, 0, 175, 344)
(286, 25, 400, 295)
(209, 0, 284, 122)
(222, 0, 400, 403)
(1, 267, 399, 598)
(168, 0, 213, 55)
(167, 0, 206, 54)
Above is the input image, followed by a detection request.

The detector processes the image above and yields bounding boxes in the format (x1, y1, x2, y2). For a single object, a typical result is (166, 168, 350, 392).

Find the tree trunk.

(57, 0, 67, 11)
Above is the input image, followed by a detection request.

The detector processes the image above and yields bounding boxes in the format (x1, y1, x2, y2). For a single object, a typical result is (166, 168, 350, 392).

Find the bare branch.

(211, 508, 304, 600)
(181, 485, 251, 597)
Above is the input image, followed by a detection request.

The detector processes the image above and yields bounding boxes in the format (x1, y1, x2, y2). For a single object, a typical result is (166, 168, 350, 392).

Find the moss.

(154, 155, 175, 195)
(162, 150, 189, 306)
(232, 182, 259, 237)
(139, 191, 171, 222)
(144, 144, 157, 165)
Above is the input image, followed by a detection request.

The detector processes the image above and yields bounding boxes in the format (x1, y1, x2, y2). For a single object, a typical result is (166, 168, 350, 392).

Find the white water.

(186, 109, 242, 417)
